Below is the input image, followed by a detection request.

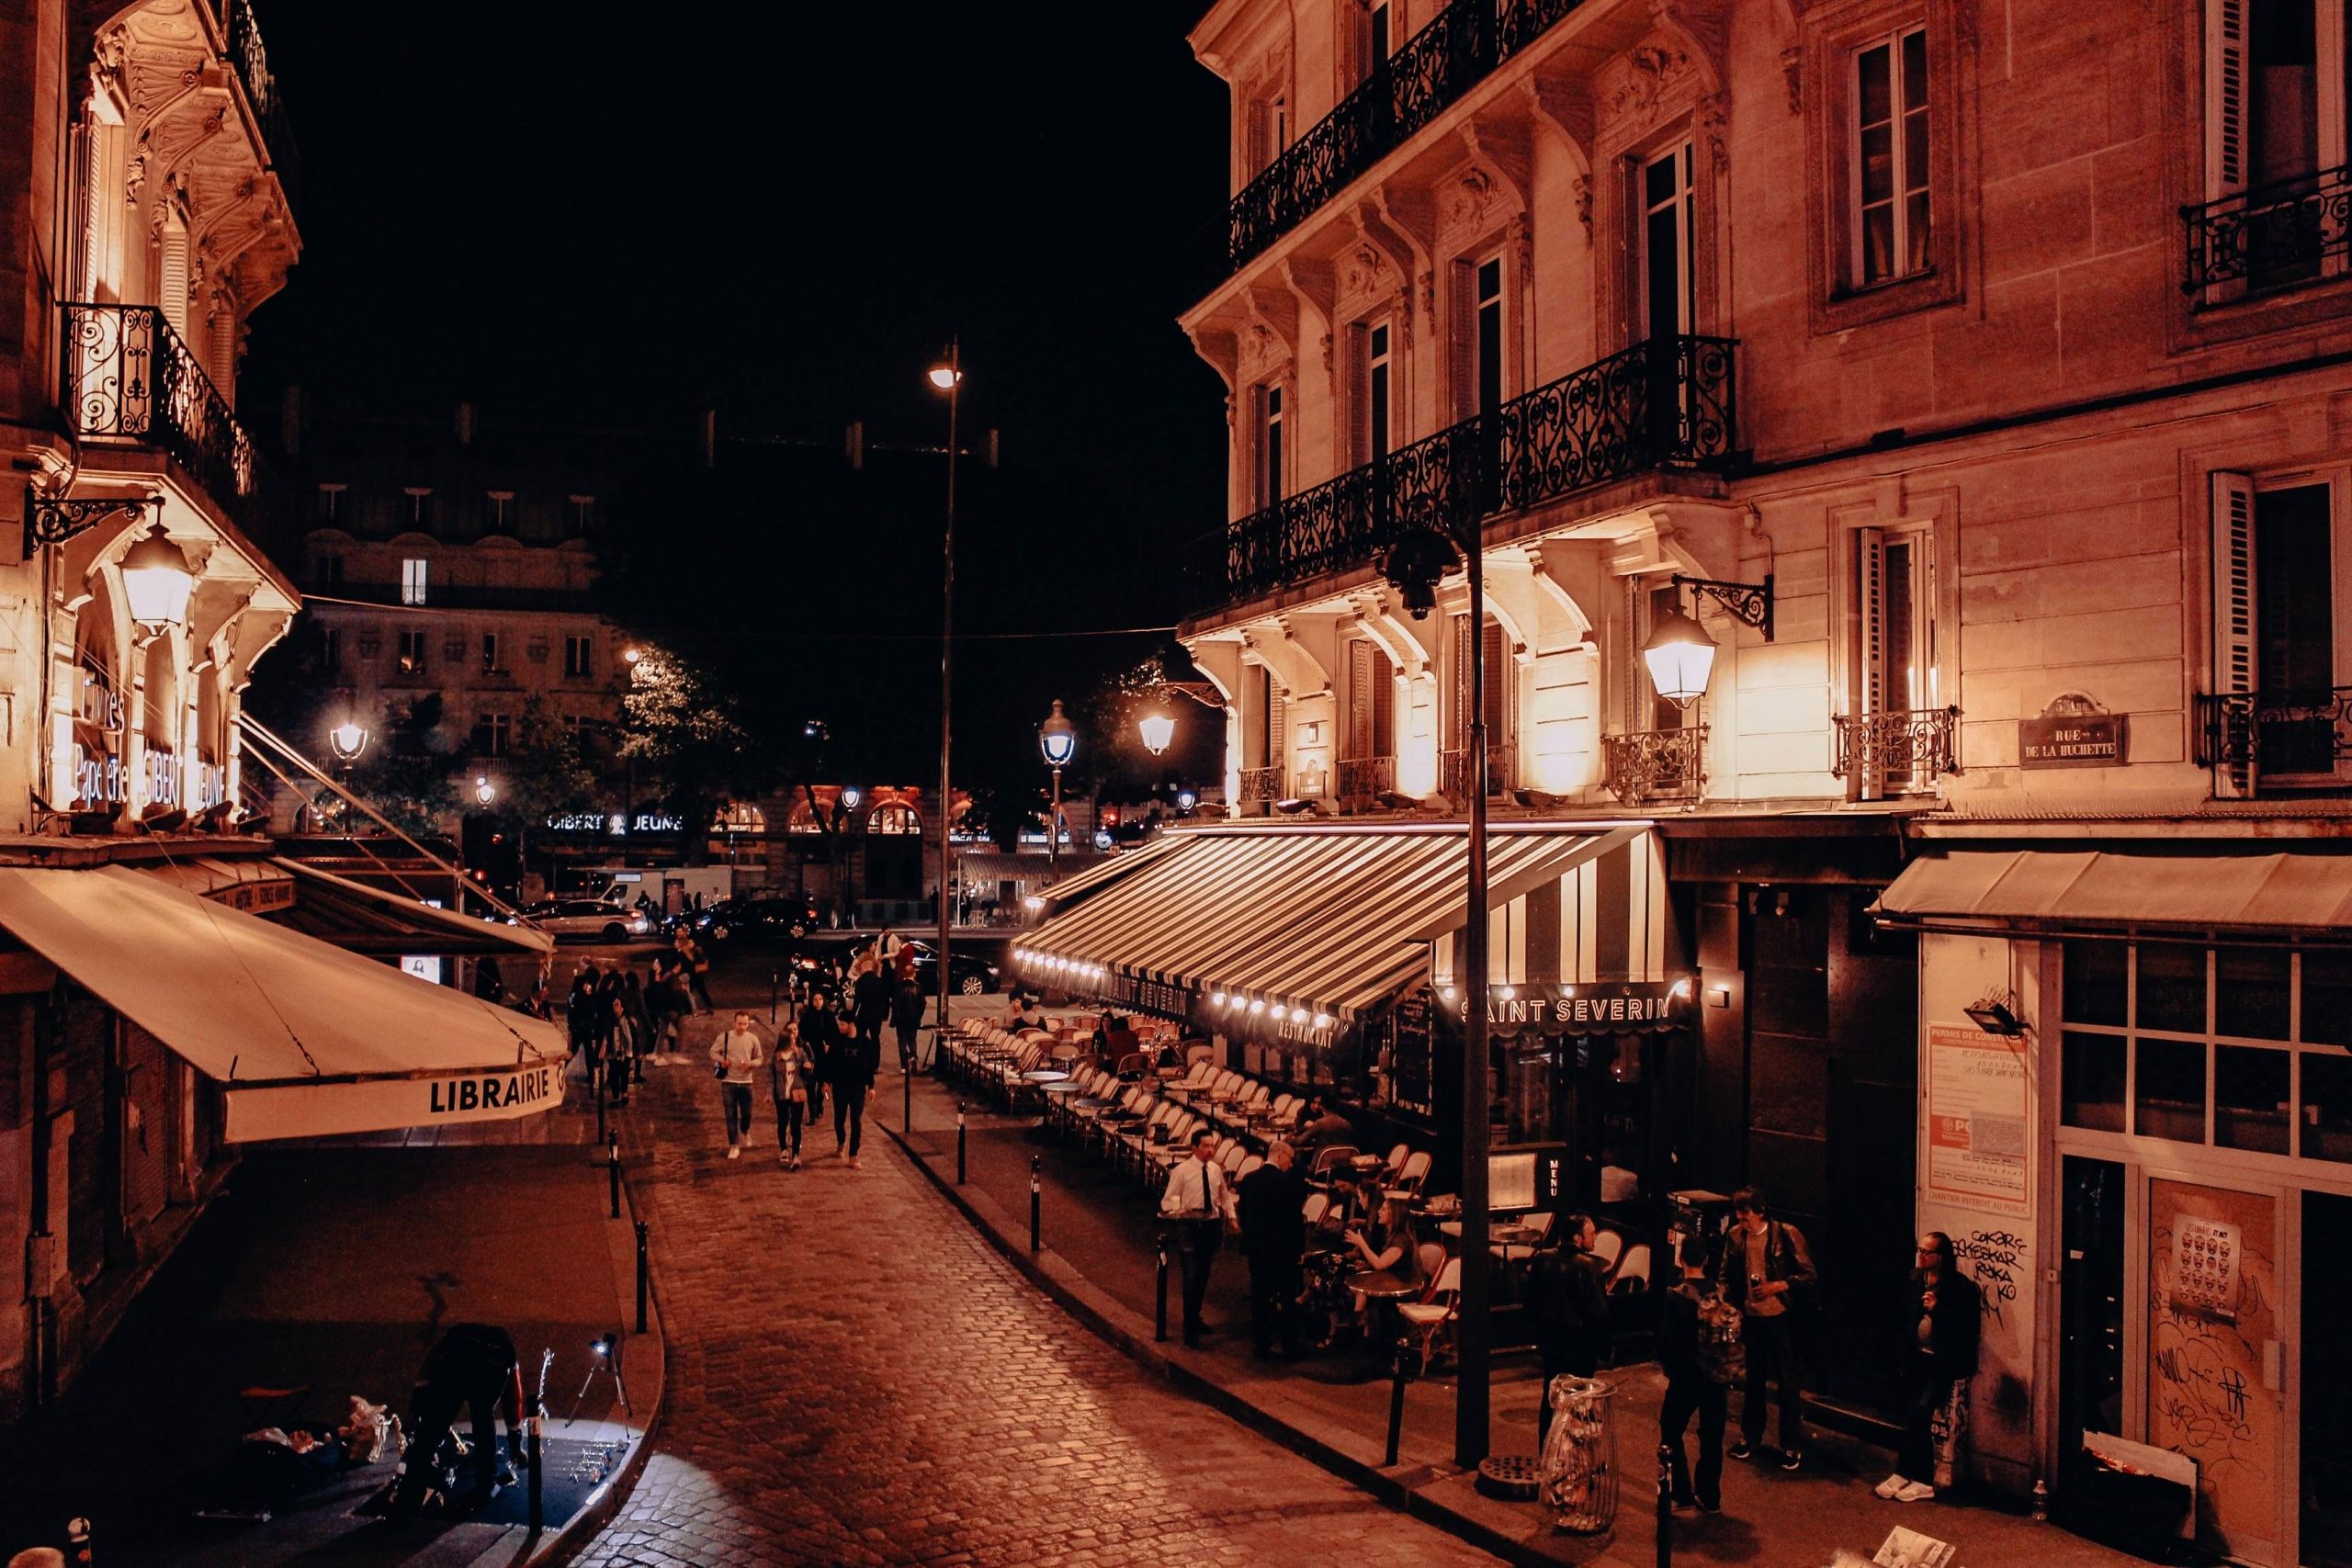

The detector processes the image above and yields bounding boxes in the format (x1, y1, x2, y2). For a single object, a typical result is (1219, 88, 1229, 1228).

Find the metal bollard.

(1029, 1155, 1041, 1252)
(1656, 1441, 1673, 1567)
(67, 1515, 92, 1566)
(594, 1067, 607, 1145)
(769, 970, 778, 1023)
(956, 1100, 967, 1184)
(633, 1220, 649, 1334)
(607, 1134, 622, 1220)
(903, 1053, 912, 1134)
(526, 1413, 544, 1533)
(1155, 1233, 1170, 1342)
(1385, 1338, 1409, 1467)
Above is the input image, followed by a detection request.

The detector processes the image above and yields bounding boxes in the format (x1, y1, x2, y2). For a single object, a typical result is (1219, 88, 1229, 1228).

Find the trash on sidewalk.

(1538, 1373, 1618, 1533)
(1865, 1524, 1959, 1567)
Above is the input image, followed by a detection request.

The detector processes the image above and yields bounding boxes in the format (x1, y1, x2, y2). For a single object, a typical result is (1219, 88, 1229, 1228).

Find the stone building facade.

(1167, 1, 2352, 1558)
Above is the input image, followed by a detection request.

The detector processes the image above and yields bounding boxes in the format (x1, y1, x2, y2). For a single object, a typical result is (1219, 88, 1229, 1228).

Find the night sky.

(242, 1, 1232, 805)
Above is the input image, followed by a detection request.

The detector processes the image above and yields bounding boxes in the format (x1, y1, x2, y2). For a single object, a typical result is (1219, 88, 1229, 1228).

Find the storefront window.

(2302, 1052, 2352, 1163)
(2063, 940, 2127, 1026)
(2216, 947, 2292, 1042)
(2133, 1036, 2207, 1143)
(2061, 1031, 2127, 1133)
(2214, 1044, 2291, 1154)
(2135, 942, 2207, 1034)
(2304, 951, 2352, 1047)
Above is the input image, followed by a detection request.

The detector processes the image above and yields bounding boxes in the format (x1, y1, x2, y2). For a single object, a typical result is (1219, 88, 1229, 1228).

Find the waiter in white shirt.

(1159, 1128, 1237, 1346)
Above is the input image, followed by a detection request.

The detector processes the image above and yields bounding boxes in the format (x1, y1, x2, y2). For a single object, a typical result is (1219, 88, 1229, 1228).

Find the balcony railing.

(1831, 707, 1960, 799)
(1602, 725, 1707, 805)
(1440, 744, 1513, 800)
(1224, 0, 1584, 276)
(1238, 765, 1284, 804)
(62, 302, 286, 541)
(2182, 163, 2352, 299)
(2197, 688, 2352, 788)
(1336, 754, 1398, 807)
(221, 0, 300, 200)
(1212, 334, 1736, 607)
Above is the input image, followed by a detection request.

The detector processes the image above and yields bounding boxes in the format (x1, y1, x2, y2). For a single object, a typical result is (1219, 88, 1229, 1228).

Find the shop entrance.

(2304, 1190, 2352, 1567)
(1497, 1030, 1679, 1223)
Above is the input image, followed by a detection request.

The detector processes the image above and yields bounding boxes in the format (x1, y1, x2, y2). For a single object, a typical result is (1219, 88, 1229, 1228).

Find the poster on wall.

(1925, 1023, 2029, 1213)
(2170, 1215, 2241, 1321)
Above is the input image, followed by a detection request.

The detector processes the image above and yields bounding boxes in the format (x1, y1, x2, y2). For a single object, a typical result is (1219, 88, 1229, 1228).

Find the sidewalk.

(0, 1127, 662, 1567)
(882, 1066, 2143, 1568)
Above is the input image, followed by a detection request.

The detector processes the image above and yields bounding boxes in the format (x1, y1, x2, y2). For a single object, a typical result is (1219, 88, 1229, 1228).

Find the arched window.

(714, 801, 766, 834)
(866, 803, 922, 836)
(67, 582, 125, 811)
(786, 796, 824, 835)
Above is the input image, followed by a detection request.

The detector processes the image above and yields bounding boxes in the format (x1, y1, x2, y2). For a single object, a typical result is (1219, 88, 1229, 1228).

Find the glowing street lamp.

(1641, 604, 1719, 708)
(1038, 699, 1076, 877)
(1137, 706, 1176, 757)
(119, 526, 195, 629)
(474, 774, 497, 807)
(328, 720, 369, 761)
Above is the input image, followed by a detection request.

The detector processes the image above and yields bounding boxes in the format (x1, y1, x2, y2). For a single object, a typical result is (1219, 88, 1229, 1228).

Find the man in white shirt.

(1159, 1128, 1236, 1346)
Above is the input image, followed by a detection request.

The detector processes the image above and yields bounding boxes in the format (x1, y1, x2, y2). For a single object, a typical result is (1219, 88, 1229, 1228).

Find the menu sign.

(1926, 1024, 2030, 1213)
(2019, 711, 2126, 769)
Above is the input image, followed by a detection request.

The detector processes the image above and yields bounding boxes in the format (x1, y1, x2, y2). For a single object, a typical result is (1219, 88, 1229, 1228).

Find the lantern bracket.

(1671, 573, 1774, 641)
(26, 490, 165, 550)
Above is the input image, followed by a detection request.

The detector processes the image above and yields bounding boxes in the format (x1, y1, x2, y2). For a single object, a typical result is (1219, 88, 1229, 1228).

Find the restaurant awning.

(269, 859, 554, 956)
(1015, 823, 1658, 1021)
(0, 865, 569, 1142)
(1027, 834, 1187, 915)
(1872, 846, 2352, 937)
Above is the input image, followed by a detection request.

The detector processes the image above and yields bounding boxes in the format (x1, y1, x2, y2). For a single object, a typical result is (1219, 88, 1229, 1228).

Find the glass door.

(2304, 1189, 2352, 1566)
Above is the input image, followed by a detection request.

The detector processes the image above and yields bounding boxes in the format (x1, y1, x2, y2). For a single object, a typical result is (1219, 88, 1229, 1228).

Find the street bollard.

(594, 1065, 606, 1145)
(526, 1412, 544, 1533)
(1029, 1155, 1041, 1252)
(904, 1053, 912, 1134)
(67, 1515, 92, 1566)
(956, 1101, 967, 1184)
(1385, 1338, 1409, 1466)
(769, 970, 778, 1024)
(1656, 1441, 1673, 1567)
(607, 1134, 621, 1221)
(1155, 1231, 1170, 1342)
(633, 1219, 649, 1335)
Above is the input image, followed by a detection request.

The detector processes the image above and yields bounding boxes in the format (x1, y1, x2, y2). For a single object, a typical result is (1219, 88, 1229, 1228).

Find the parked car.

(514, 899, 651, 944)
(678, 897, 820, 946)
(898, 938, 1001, 996)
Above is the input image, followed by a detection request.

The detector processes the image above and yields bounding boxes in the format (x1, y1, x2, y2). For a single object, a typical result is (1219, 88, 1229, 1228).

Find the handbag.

(713, 1062, 729, 1081)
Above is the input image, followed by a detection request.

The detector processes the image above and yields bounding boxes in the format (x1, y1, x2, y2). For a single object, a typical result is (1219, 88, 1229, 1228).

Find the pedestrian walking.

(1661, 1235, 1737, 1516)
(849, 951, 890, 1062)
(597, 967, 628, 1106)
(797, 987, 840, 1122)
(1158, 1128, 1236, 1346)
(1236, 1139, 1306, 1358)
(770, 1019, 814, 1169)
(890, 965, 926, 1074)
(1527, 1214, 1611, 1446)
(564, 968, 599, 1093)
(621, 972, 652, 1077)
(675, 932, 713, 1013)
(826, 998, 877, 1167)
(1719, 1186, 1816, 1470)
(1878, 1230, 1981, 1504)
(708, 1010, 765, 1161)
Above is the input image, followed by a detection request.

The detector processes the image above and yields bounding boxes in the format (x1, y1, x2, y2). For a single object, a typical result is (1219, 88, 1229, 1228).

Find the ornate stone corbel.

(1698, 91, 1730, 173)
(1781, 46, 1803, 116)
(1573, 174, 1594, 242)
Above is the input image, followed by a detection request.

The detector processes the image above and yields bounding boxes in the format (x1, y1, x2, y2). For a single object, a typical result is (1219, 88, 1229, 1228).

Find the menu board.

(1387, 987, 1434, 1117)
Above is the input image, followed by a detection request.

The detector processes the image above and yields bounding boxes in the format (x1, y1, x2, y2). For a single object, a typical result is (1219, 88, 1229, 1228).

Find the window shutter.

(1344, 324, 1370, 468)
(2204, 0, 2249, 203)
(1482, 618, 1509, 739)
(1347, 640, 1373, 759)
(1452, 614, 1475, 747)
(158, 221, 190, 338)
(1857, 527, 1888, 717)
(1373, 650, 1395, 757)
(2211, 471, 2258, 796)
(1267, 677, 1287, 778)
(1448, 262, 1478, 422)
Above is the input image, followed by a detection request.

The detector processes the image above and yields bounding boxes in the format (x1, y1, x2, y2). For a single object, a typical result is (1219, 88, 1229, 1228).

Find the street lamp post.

(1038, 700, 1076, 877)
(930, 342, 962, 1053)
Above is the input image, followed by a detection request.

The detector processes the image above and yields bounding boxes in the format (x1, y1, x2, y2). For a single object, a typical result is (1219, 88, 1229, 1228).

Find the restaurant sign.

(1107, 972, 1191, 1020)
(1442, 977, 1695, 1032)
(2018, 693, 2126, 769)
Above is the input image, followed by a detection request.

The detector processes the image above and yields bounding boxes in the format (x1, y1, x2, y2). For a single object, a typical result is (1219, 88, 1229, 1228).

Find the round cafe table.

(1346, 1269, 1424, 1372)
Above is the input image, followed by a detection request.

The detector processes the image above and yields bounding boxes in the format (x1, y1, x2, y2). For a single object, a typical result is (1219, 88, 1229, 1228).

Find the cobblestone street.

(576, 1039, 1498, 1568)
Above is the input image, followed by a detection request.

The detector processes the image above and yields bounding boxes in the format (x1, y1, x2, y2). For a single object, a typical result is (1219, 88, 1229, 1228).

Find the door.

(2303, 1190, 2352, 1566)
(1641, 141, 1695, 345)
(2147, 1177, 2284, 1564)
(2059, 1156, 2129, 1480)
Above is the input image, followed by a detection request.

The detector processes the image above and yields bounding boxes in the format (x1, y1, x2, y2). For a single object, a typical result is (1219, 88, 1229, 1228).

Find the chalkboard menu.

(1388, 987, 1434, 1117)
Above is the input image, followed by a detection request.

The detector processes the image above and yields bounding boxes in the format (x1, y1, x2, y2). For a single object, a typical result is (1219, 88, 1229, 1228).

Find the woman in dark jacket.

(824, 993, 878, 1168)
(1882, 1231, 1981, 1503)
(564, 970, 598, 1077)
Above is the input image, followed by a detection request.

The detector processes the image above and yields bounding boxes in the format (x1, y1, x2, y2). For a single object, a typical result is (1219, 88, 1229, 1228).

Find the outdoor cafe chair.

(1237, 1154, 1263, 1180)
(1302, 1191, 1329, 1225)
(1114, 1051, 1151, 1081)
(1590, 1227, 1624, 1269)
(1218, 1139, 1248, 1174)
(1492, 1210, 1555, 1266)
(1396, 1256, 1464, 1375)
(1384, 1149, 1432, 1200)
(1380, 1142, 1409, 1180)
(1306, 1145, 1358, 1190)
(1611, 1243, 1652, 1293)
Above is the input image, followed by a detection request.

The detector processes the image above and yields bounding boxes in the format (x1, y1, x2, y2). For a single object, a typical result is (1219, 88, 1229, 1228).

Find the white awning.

(270, 858, 554, 955)
(1873, 847, 2352, 935)
(0, 865, 568, 1142)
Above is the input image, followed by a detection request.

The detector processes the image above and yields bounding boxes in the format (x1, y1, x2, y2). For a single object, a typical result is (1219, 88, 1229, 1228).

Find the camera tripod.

(565, 1333, 631, 1427)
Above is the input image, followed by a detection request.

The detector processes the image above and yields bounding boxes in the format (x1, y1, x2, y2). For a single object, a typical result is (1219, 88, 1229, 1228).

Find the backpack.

(1692, 1288, 1746, 1386)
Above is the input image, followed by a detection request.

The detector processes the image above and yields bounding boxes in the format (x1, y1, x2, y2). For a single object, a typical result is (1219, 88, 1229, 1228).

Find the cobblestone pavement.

(575, 1040, 1499, 1568)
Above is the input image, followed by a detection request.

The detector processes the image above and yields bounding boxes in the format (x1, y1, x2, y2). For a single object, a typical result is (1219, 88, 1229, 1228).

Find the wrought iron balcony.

(1224, 0, 1583, 276)
(221, 0, 300, 200)
(1335, 754, 1398, 807)
(62, 302, 287, 541)
(1602, 725, 1707, 806)
(1440, 745, 1513, 800)
(1212, 334, 1736, 607)
(2182, 163, 2352, 299)
(1238, 765, 1283, 805)
(1831, 707, 1960, 799)
(2197, 688, 2352, 786)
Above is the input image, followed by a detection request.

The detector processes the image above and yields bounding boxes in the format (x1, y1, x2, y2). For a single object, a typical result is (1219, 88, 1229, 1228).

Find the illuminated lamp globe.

(329, 720, 368, 761)
(474, 775, 497, 807)
(1137, 707, 1175, 756)
(928, 365, 961, 390)
(624, 645, 642, 665)
(119, 527, 195, 628)
(1641, 606, 1718, 708)
(1038, 699, 1077, 768)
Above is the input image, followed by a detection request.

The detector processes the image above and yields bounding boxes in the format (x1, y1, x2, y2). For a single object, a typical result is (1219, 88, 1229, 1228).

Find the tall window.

(315, 483, 344, 523)
(1249, 95, 1290, 174)
(1259, 383, 1285, 508)
(397, 628, 428, 675)
(1450, 255, 1507, 420)
(1360, 1, 1393, 83)
(470, 711, 512, 757)
(487, 491, 513, 531)
(481, 632, 504, 673)
(1258, 665, 1286, 780)
(2211, 472, 2348, 786)
(1476, 259, 1504, 416)
(568, 494, 596, 536)
(1852, 28, 1932, 286)
(403, 488, 432, 528)
(320, 626, 341, 673)
(1345, 640, 1396, 761)
(1643, 143, 1696, 342)
(563, 635, 594, 679)
(1353, 320, 1394, 467)
(1858, 527, 1938, 717)
(1450, 614, 1510, 792)
(400, 558, 428, 605)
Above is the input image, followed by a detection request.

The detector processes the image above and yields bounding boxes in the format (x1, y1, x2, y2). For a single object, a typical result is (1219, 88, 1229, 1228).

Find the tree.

(617, 643, 755, 857)
(345, 694, 458, 839)
(492, 694, 598, 872)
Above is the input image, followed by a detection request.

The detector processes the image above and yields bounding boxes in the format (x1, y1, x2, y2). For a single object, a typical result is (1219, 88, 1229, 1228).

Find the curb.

(878, 1112, 1567, 1568)
(520, 1159, 667, 1568)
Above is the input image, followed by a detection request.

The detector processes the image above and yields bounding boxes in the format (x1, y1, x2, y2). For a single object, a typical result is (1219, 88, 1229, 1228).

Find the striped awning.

(1013, 823, 1657, 1022)
(1026, 835, 1185, 914)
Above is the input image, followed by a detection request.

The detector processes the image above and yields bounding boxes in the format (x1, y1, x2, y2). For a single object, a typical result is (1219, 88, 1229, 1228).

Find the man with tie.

(1159, 1128, 1236, 1346)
